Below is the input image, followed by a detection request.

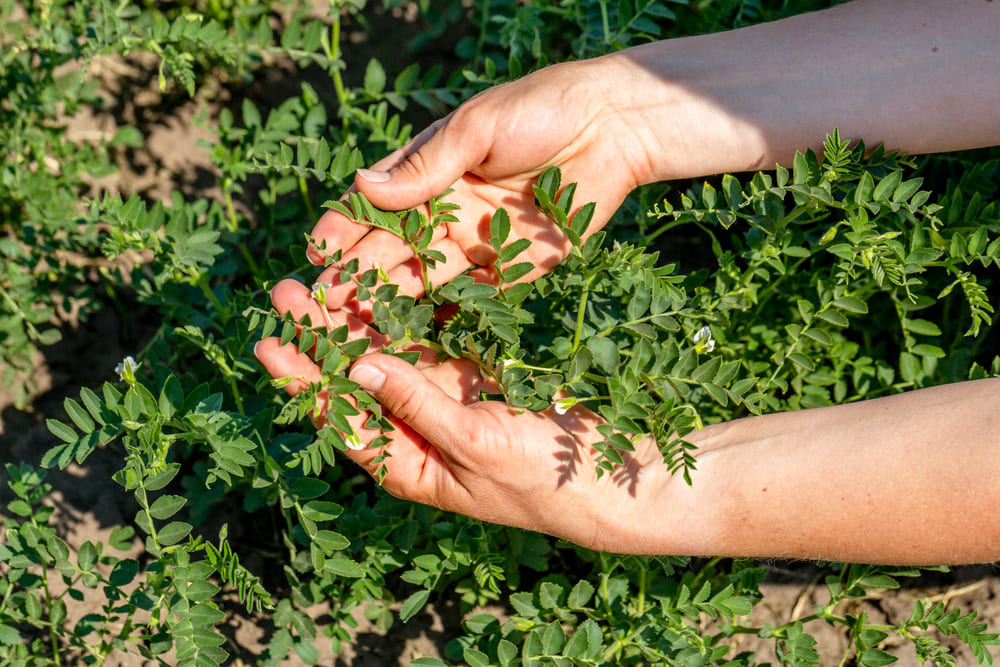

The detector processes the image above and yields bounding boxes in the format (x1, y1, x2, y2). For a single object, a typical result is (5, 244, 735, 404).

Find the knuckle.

(386, 381, 426, 424)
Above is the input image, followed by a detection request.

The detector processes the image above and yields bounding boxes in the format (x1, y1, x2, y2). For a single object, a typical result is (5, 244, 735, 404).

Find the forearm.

(607, 0, 1000, 183)
(661, 379, 1000, 564)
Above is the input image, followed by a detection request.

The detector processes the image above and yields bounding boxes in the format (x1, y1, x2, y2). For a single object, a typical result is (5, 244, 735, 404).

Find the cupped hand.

(307, 55, 661, 316)
(254, 278, 679, 554)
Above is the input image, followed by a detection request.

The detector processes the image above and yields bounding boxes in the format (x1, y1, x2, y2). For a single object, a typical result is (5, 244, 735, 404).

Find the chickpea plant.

(2, 1, 1000, 666)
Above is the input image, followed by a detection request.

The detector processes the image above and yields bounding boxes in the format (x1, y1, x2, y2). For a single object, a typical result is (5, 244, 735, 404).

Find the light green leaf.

(324, 558, 364, 578)
(148, 494, 187, 521)
(157, 521, 192, 546)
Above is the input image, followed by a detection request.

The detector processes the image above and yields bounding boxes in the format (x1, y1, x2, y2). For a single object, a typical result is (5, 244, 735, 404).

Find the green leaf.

(903, 319, 942, 336)
(833, 296, 869, 314)
(489, 208, 510, 251)
(586, 337, 619, 374)
(860, 648, 899, 666)
(289, 477, 330, 500)
(293, 639, 320, 665)
(499, 238, 532, 263)
(570, 201, 596, 238)
(109, 559, 140, 587)
(567, 580, 595, 608)
(892, 177, 923, 204)
(691, 356, 721, 384)
(788, 353, 815, 371)
(47, 419, 77, 444)
(7, 500, 31, 517)
(64, 398, 95, 433)
(149, 495, 187, 521)
(502, 262, 534, 282)
(145, 464, 181, 491)
(564, 622, 591, 658)
(364, 58, 386, 95)
(399, 589, 431, 622)
(313, 530, 350, 553)
(873, 170, 902, 201)
(804, 329, 833, 345)
(324, 558, 364, 578)
(300, 500, 343, 521)
(0, 623, 22, 646)
(157, 522, 193, 546)
(78, 541, 98, 571)
(912, 344, 945, 358)
(817, 310, 849, 327)
(463, 648, 489, 667)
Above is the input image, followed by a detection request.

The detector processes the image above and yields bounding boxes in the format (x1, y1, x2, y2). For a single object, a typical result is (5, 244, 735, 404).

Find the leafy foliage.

(2, 1, 998, 666)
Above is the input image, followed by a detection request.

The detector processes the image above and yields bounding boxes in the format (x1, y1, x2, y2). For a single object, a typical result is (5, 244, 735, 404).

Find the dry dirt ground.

(2, 5, 999, 666)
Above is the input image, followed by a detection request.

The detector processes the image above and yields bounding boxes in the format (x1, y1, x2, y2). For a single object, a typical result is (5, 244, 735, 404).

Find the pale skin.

(256, 0, 1000, 565)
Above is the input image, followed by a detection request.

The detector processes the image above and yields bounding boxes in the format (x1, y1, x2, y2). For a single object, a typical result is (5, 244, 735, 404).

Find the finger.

(355, 108, 493, 212)
(381, 238, 473, 302)
(256, 335, 467, 503)
(270, 278, 390, 350)
(307, 117, 457, 266)
(255, 337, 323, 389)
(348, 352, 479, 454)
(314, 216, 448, 310)
(307, 203, 370, 266)
(420, 357, 498, 403)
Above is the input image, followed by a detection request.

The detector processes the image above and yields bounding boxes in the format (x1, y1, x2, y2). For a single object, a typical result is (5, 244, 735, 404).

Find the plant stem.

(41, 566, 60, 663)
(598, 0, 611, 45)
(299, 175, 317, 223)
(229, 377, 245, 413)
(571, 279, 591, 353)
(328, 4, 349, 130)
(197, 275, 225, 314)
(224, 187, 260, 276)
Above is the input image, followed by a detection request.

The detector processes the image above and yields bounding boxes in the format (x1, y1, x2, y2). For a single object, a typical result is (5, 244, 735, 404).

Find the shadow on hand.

(551, 409, 643, 498)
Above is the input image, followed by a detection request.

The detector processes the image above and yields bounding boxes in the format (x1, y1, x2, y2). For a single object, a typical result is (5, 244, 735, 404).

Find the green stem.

(599, 0, 611, 44)
(223, 187, 260, 276)
(298, 176, 317, 224)
(229, 377, 245, 413)
(281, 505, 298, 563)
(642, 217, 689, 245)
(41, 566, 60, 663)
(329, 6, 349, 130)
(475, 0, 490, 68)
(197, 275, 225, 314)
(571, 279, 591, 353)
(636, 566, 646, 616)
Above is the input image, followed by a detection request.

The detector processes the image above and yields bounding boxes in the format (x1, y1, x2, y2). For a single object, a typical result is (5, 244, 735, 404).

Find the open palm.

(305, 57, 658, 315)
(255, 277, 674, 553)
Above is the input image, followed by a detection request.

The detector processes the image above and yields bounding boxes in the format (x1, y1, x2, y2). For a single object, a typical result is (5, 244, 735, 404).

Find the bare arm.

(609, 0, 1000, 183)
(259, 0, 1000, 565)
(665, 378, 1000, 565)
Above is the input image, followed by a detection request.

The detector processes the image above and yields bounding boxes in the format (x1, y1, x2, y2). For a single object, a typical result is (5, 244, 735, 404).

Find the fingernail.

(350, 364, 386, 392)
(253, 341, 263, 357)
(357, 168, 390, 183)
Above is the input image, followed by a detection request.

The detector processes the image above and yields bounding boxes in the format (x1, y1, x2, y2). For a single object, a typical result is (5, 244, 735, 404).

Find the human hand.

(306, 55, 664, 317)
(254, 278, 685, 554)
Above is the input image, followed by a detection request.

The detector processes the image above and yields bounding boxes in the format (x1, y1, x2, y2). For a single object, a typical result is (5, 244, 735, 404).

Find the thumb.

(354, 112, 491, 211)
(348, 353, 470, 450)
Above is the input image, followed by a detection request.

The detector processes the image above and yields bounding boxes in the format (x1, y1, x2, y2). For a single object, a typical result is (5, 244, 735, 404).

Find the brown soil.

(1, 4, 998, 666)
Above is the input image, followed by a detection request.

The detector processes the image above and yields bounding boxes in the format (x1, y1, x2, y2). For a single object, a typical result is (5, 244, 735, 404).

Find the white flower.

(693, 325, 716, 354)
(115, 356, 139, 383)
(553, 396, 577, 415)
(310, 282, 332, 304)
(345, 431, 366, 451)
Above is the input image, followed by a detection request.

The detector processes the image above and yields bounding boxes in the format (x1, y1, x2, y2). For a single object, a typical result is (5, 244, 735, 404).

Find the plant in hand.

(2, 1, 999, 666)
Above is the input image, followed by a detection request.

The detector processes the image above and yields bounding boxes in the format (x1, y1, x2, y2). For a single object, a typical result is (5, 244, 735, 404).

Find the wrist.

(575, 434, 723, 556)
(598, 42, 772, 184)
